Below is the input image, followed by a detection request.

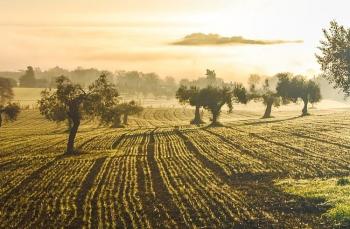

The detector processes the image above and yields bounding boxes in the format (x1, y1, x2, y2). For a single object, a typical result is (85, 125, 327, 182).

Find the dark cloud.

(171, 33, 303, 46)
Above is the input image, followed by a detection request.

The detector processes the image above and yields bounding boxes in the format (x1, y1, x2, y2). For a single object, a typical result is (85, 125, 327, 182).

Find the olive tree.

(100, 100, 143, 128)
(276, 73, 321, 116)
(38, 74, 119, 154)
(0, 77, 20, 127)
(0, 77, 14, 104)
(176, 85, 204, 125)
(200, 84, 248, 125)
(0, 103, 20, 127)
(118, 101, 143, 125)
(316, 21, 350, 97)
(248, 75, 282, 118)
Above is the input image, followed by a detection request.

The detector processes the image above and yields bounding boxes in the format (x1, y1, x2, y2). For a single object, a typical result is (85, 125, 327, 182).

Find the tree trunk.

(211, 109, 220, 125)
(112, 114, 122, 128)
(191, 105, 202, 125)
(66, 119, 80, 154)
(0, 113, 2, 127)
(66, 118, 73, 133)
(302, 99, 309, 116)
(123, 114, 128, 125)
(263, 101, 273, 118)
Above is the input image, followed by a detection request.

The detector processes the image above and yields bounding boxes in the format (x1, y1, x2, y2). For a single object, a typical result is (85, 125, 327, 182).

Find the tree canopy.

(38, 74, 119, 154)
(0, 103, 20, 127)
(0, 77, 14, 104)
(176, 85, 204, 125)
(201, 83, 249, 125)
(316, 20, 350, 97)
(200, 86, 233, 125)
(0, 77, 20, 127)
(176, 82, 248, 126)
(248, 75, 282, 118)
(276, 73, 321, 116)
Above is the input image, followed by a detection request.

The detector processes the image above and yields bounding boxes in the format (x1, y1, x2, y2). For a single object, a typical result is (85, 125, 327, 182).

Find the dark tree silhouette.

(201, 84, 248, 125)
(99, 101, 143, 128)
(0, 77, 14, 104)
(38, 74, 119, 154)
(199, 86, 233, 125)
(19, 66, 36, 88)
(118, 101, 143, 125)
(276, 73, 321, 116)
(0, 78, 20, 127)
(0, 103, 20, 127)
(316, 21, 350, 97)
(99, 106, 123, 128)
(248, 75, 282, 118)
(176, 85, 204, 125)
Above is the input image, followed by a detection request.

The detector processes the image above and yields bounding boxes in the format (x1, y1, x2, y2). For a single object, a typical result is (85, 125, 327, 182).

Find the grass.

(277, 177, 350, 226)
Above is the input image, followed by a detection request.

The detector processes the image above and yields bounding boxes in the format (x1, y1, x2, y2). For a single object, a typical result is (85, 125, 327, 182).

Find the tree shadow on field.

(175, 128, 332, 228)
(234, 115, 302, 127)
(0, 154, 66, 204)
(69, 156, 108, 228)
(229, 172, 332, 228)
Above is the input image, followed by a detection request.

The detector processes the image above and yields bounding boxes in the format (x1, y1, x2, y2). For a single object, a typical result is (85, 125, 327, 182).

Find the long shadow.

(234, 115, 302, 127)
(111, 133, 126, 149)
(203, 128, 283, 172)
(70, 156, 108, 228)
(0, 154, 66, 204)
(144, 129, 185, 227)
(175, 129, 331, 227)
(289, 132, 350, 150)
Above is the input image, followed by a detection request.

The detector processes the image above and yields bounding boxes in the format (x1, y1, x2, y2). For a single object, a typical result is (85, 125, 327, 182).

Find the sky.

(0, 0, 350, 82)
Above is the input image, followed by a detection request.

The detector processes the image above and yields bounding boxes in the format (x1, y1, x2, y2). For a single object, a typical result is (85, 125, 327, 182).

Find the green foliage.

(276, 73, 321, 115)
(199, 85, 248, 125)
(177, 75, 248, 125)
(0, 77, 20, 127)
(117, 101, 143, 116)
(38, 90, 68, 122)
(0, 77, 14, 104)
(337, 178, 350, 186)
(39, 74, 119, 122)
(200, 86, 233, 125)
(176, 85, 201, 107)
(232, 83, 249, 105)
(100, 100, 144, 127)
(316, 20, 350, 97)
(0, 103, 20, 127)
(276, 73, 321, 103)
(308, 80, 322, 105)
(38, 74, 119, 153)
(248, 75, 282, 118)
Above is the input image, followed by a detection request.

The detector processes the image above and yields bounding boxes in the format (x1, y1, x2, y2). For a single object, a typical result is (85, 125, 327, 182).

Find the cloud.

(171, 33, 303, 46)
(81, 51, 188, 62)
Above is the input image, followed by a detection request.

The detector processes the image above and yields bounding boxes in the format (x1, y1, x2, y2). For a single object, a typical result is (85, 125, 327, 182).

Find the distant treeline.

(0, 66, 345, 100)
(0, 66, 178, 97)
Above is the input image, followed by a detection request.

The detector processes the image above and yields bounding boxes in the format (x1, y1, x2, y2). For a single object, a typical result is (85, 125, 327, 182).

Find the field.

(1, 106, 350, 228)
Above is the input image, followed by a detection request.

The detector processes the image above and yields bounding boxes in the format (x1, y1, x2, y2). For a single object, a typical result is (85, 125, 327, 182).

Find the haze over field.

(1, 0, 350, 81)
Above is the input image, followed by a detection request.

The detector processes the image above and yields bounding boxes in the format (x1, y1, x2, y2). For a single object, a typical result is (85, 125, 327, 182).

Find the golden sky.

(0, 0, 349, 81)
